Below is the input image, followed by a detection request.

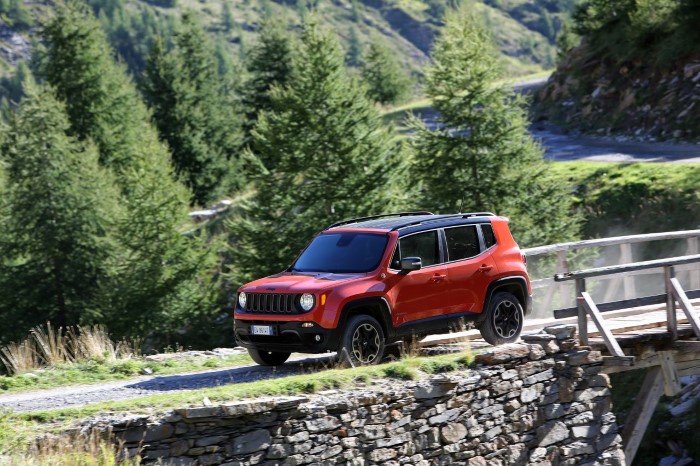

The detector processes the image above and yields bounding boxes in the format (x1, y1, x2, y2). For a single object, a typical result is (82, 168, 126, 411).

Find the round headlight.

(300, 293, 315, 311)
(238, 292, 247, 309)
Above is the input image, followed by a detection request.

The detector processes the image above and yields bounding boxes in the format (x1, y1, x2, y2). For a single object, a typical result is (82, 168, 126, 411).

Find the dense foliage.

(410, 9, 578, 247)
(229, 21, 410, 283)
(572, 0, 700, 63)
(0, 2, 220, 346)
(143, 12, 244, 206)
(361, 39, 411, 105)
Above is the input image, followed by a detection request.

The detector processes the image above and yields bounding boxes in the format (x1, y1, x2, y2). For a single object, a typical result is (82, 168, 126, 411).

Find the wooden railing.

(522, 229, 700, 313)
(553, 254, 700, 355)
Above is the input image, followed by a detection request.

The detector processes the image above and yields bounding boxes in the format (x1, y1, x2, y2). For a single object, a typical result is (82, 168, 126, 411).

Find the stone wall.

(80, 325, 626, 465)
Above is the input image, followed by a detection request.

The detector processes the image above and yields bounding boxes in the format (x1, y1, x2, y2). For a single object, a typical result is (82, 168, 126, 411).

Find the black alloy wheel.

(339, 315, 386, 367)
(478, 291, 524, 345)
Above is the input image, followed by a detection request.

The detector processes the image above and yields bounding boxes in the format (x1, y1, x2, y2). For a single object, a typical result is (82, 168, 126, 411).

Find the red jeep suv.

(234, 212, 532, 366)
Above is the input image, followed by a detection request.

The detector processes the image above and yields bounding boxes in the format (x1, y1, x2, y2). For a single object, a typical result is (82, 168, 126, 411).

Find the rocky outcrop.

(67, 325, 625, 465)
(535, 42, 700, 141)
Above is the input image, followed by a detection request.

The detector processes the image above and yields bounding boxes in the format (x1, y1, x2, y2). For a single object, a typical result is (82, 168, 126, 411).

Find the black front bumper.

(234, 320, 340, 354)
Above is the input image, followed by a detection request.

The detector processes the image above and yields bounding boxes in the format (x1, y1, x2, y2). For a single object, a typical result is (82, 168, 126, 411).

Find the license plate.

(251, 325, 273, 336)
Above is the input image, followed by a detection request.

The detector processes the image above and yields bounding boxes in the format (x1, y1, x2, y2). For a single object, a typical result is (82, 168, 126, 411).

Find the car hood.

(241, 271, 368, 293)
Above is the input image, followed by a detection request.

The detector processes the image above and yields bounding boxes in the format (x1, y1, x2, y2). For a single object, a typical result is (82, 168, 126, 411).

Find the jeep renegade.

(234, 212, 532, 366)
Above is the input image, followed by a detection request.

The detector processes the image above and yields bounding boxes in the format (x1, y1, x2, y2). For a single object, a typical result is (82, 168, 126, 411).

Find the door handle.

(479, 264, 493, 273)
(431, 274, 446, 282)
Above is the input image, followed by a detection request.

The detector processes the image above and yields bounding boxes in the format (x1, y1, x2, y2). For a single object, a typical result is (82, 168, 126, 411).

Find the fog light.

(314, 335, 321, 342)
(301, 322, 314, 328)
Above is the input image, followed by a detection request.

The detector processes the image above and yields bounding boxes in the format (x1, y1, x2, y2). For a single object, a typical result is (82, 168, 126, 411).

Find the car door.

(443, 225, 498, 314)
(386, 229, 449, 325)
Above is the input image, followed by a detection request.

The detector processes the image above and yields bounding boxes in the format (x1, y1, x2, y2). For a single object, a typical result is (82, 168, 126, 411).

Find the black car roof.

(326, 212, 495, 236)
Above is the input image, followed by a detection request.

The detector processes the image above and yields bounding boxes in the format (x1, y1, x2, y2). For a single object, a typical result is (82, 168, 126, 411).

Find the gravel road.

(0, 354, 337, 413)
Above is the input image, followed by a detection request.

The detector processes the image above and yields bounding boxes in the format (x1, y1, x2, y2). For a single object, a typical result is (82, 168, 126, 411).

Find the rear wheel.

(338, 315, 385, 367)
(479, 292, 523, 345)
(248, 348, 291, 366)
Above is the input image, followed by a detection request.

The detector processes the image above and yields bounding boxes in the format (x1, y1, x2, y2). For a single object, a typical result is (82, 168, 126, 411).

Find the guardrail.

(553, 254, 700, 353)
(522, 229, 700, 313)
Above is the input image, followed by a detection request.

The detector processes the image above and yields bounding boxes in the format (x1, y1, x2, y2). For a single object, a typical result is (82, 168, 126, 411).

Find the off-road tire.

(478, 292, 524, 345)
(338, 315, 385, 367)
(248, 348, 291, 366)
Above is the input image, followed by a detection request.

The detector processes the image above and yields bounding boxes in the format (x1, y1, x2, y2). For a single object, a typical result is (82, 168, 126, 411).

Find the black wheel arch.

(336, 297, 395, 349)
(481, 276, 530, 322)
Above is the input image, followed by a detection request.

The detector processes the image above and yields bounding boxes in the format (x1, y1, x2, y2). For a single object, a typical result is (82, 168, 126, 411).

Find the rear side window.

(445, 226, 480, 261)
(393, 230, 440, 267)
(482, 224, 497, 249)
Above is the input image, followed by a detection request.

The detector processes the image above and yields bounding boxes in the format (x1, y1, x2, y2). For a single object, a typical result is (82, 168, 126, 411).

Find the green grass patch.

(0, 353, 253, 393)
(545, 161, 700, 239)
(12, 351, 474, 429)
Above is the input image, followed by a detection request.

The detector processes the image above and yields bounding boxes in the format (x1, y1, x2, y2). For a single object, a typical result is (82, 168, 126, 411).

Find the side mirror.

(400, 257, 422, 272)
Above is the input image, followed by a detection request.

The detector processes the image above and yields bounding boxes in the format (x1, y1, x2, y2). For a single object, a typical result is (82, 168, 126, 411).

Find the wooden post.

(659, 351, 681, 397)
(622, 366, 665, 465)
(670, 277, 700, 339)
(580, 292, 624, 357)
(556, 250, 570, 308)
(665, 266, 677, 340)
(576, 278, 588, 346)
(687, 237, 700, 290)
(620, 242, 636, 299)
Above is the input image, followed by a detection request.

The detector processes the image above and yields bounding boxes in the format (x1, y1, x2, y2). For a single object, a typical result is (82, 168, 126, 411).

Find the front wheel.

(338, 315, 385, 367)
(248, 348, 291, 366)
(479, 292, 524, 345)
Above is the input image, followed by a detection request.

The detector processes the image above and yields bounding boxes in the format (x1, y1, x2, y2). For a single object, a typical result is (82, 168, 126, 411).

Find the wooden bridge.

(423, 229, 700, 465)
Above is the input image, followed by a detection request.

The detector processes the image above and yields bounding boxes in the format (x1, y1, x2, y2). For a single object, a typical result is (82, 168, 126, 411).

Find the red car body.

(234, 213, 531, 360)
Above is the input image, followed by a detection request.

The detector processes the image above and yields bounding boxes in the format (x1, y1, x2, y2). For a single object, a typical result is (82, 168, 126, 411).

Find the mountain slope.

(0, 0, 572, 92)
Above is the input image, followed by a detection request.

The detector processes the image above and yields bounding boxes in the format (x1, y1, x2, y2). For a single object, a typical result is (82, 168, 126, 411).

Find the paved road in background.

(420, 77, 700, 163)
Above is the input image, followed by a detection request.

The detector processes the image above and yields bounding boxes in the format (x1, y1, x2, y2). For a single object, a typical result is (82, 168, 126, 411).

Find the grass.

(0, 323, 254, 393)
(0, 353, 253, 393)
(12, 351, 474, 426)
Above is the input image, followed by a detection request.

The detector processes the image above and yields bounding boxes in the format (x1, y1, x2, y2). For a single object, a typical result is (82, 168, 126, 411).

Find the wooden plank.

(672, 340, 700, 351)
(670, 278, 700, 339)
(576, 279, 588, 346)
(581, 292, 625, 357)
(602, 356, 636, 367)
(659, 351, 681, 396)
(620, 243, 636, 300)
(523, 230, 700, 257)
(665, 267, 677, 340)
(688, 237, 700, 290)
(555, 254, 700, 282)
(553, 294, 669, 319)
(622, 366, 665, 465)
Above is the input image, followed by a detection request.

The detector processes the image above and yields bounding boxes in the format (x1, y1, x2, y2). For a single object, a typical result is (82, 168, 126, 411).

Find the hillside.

(535, 0, 700, 141)
(0, 0, 572, 94)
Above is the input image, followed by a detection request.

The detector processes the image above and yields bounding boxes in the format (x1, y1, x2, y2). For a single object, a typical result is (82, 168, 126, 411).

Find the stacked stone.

(76, 324, 626, 465)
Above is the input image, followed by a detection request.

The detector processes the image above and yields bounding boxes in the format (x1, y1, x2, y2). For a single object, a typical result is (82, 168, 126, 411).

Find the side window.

(445, 226, 480, 261)
(397, 231, 439, 267)
(482, 224, 497, 249)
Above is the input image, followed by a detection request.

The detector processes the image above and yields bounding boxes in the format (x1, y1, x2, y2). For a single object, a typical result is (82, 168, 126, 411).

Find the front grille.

(244, 293, 301, 314)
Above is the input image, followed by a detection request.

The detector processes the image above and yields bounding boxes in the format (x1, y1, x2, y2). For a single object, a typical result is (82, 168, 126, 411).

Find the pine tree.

(243, 18, 294, 141)
(410, 9, 578, 247)
(222, 0, 234, 33)
(143, 12, 243, 205)
(230, 21, 410, 282)
(346, 26, 362, 67)
(0, 83, 119, 340)
(360, 39, 411, 105)
(38, 2, 216, 341)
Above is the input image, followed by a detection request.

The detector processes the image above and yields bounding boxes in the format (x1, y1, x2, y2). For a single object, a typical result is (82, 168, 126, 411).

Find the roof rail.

(326, 211, 434, 230)
(390, 212, 496, 231)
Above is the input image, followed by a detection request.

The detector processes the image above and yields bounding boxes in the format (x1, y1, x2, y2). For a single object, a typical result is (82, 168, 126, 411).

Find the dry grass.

(0, 324, 139, 375)
(1, 429, 140, 466)
(0, 340, 39, 377)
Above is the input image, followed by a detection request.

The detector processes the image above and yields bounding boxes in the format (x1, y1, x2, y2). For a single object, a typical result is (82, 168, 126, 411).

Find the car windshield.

(291, 232, 388, 273)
